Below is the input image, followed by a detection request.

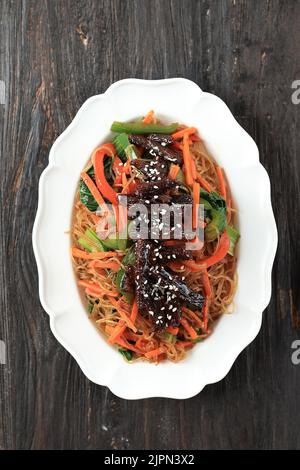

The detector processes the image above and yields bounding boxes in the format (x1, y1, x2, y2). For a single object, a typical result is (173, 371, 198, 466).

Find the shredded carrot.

(130, 300, 138, 324)
(80, 171, 108, 212)
(168, 164, 180, 180)
(72, 248, 121, 260)
(180, 317, 198, 339)
(177, 341, 194, 348)
(203, 299, 209, 331)
(108, 321, 126, 344)
(192, 181, 200, 229)
(202, 269, 212, 298)
(78, 280, 119, 297)
(143, 110, 155, 124)
(167, 326, 179, 335)
(182, 307, 205, 329)
(196, 172, 212, 193)
(183, 133, 193, 186)
(172, 127, 197, 140)
(89, 259, 121, 271)
(144, 347, 164, 359)
(109, 298, 137, 332)
(190, 156, 197, 180)
(216, 165, 226, 200)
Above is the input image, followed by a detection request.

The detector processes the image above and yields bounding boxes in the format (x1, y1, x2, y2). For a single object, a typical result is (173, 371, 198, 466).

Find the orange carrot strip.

(216, 165, 226, 200)
(192, 181, 200, 230)
(130, 300, 138, 324)
(89, 260, 121, 271)
(177, 341, 194, 348)
(190, 156, 197, 180)
(196, 172, 212, 193)
(202, 269, 212, 298)
(144, 347, 164, 359)
(108, 321, 126, 344)
(172, 127, 197, 140)
(168, 164, 180, 180)
(183, 133, 193, 186)
(203, 299, 209, 331)
(78, 280, 119, 297)
(80, 171, 108, 212)
(143, 110, 155, 124)
(167, 326, 179, 335)
(72, 248, 120, 260)
(180, 317, 198, 339)
(109, 298, 137, 332)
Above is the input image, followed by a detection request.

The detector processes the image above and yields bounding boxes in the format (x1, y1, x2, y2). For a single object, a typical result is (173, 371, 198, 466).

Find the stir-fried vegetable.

(227, 224, 240, 256)
(118, 348, 133, 361)
(79, 167, 98, 211)
(111, 121, 179, 134)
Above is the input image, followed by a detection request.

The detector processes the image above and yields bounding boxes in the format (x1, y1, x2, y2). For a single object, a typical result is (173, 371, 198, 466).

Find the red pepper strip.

(92, 143, 118, 205)
(203, 299, 209, 331)
(112, 155, 124, 186)
(183, 231, 230, 271)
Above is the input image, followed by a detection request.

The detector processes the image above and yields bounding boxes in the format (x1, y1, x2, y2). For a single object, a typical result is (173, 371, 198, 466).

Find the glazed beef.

(128, 134, 182, 164)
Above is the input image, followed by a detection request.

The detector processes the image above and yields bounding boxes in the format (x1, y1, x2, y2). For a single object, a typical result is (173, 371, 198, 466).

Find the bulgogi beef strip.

(124, 237, 204, 330)
(128, 134, 182, 164)
(131, 157, 169, 181)
(148, 133, 174, 146)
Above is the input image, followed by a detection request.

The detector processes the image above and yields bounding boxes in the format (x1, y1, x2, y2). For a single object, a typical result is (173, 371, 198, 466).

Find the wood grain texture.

(0, 0, 300, 450)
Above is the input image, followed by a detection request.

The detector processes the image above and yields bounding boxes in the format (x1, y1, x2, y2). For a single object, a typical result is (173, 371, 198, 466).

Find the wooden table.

(0, 0, 299, 450)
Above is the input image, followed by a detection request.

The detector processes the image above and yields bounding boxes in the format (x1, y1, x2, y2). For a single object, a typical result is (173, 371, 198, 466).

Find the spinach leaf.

(118, 348, 133, 361)
(79, 166, 98, 212)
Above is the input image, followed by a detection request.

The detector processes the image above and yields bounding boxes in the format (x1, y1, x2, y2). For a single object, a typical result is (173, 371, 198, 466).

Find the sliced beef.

(131, 157, 169, 181)
(148, 133, 174, 146)
(128, 134, 182, 164)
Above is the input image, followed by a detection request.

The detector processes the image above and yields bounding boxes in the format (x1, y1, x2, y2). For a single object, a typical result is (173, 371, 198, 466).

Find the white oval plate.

(32, 78, 277, 399)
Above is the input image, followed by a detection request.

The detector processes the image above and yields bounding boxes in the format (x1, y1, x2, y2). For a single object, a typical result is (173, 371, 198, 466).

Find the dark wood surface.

(0, 0, 300, 450)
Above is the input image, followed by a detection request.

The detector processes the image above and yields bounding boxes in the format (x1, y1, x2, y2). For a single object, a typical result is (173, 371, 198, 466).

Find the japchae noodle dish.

(71, 111, 240, 363)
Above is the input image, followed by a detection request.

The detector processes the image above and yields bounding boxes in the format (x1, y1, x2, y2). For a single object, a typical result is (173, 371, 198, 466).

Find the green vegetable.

(192, 337, 204, 344)
(200, 190, 227, 241)
(111, 121, 179, 135)
(78, 229, 105, 252)
(122, 246, 136, 265)
(115, 267, 134, 302)
(87, 301, 94, 314)
(118, 348, 133, 361)
(78, 237, 93, 252)
(226, 225, 240, 256)
(113, 133, 130, 161)
(163, 332, 176, 344)
(125, 144, 140, 160)
(116, 267, 126, 291)
(79, 166, 98, 212)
